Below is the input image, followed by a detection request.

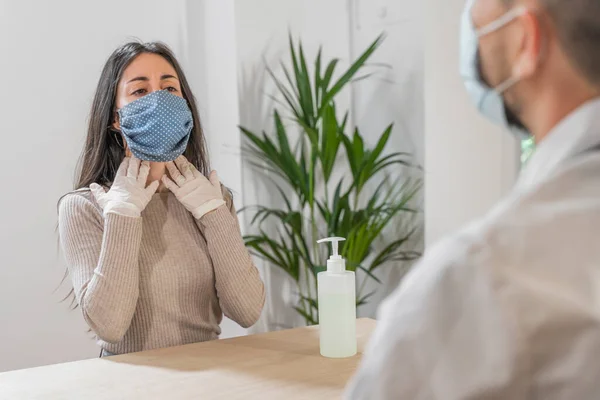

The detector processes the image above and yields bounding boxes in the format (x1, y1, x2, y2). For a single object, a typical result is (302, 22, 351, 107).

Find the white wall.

(350, 0, 423, 163)
(0, 0, 245, 372)
(423, 0, 519, 246)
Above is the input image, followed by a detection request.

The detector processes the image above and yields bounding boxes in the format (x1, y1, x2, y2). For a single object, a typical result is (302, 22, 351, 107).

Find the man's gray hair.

(503, 0, 600, 85)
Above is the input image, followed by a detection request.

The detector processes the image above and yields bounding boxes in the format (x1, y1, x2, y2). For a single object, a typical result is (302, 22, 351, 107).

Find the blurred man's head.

(471, 0, 600, 140)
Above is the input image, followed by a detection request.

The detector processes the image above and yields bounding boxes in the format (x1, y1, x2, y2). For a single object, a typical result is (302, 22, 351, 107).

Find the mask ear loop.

(476, 6, 532, 98)
(109, 107, 126, 149)
(107, 125, 125, 149)
(483, 7, 545, 96)
(476, 6, 528, 37)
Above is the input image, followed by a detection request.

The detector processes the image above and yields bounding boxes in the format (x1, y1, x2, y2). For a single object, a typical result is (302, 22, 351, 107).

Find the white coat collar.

(519, 97, 600, 188)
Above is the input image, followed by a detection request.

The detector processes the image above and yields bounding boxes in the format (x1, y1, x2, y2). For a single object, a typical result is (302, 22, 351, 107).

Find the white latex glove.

(162, 155, 226, 219)
(90, 157, 159, 218)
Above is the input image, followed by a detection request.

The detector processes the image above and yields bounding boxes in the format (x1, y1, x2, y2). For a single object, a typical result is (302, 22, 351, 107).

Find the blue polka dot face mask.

(117, 90, 194, 162)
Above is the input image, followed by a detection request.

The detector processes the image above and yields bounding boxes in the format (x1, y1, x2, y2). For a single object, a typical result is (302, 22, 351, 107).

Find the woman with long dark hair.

(58, 42, 265, 357)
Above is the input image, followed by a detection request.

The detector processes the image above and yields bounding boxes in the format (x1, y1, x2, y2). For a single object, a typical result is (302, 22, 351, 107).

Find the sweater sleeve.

(196, 193, 265, 328)
(58, 192, 143, 343)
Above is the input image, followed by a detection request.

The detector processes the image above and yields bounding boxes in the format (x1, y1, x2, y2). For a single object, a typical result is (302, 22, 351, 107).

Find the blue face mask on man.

(460, 0, 530, 138)
(117, 90, 194, 162)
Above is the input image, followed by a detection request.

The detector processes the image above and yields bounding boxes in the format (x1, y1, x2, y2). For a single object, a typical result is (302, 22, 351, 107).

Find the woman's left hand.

(162, 155, 226, 219)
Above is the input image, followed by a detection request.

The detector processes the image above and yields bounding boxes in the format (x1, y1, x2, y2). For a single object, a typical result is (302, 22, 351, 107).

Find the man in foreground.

(347, 0, 600, 398)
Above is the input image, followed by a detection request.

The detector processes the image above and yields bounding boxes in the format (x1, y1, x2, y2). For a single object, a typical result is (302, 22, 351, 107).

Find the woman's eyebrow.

(161, 74, 178, 81)
(125, 74, 178, 84)
(126, 76, 149, 84)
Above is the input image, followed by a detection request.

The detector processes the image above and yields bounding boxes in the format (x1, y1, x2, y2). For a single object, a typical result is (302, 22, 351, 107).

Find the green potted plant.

(240, 35, 422, 325)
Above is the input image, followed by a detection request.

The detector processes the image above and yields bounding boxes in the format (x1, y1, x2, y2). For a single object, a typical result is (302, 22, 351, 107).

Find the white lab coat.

(346, 98, 600, 400)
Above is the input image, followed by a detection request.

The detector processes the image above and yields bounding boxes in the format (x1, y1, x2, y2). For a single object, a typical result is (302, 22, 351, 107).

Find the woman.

(58, 42, 265, 357)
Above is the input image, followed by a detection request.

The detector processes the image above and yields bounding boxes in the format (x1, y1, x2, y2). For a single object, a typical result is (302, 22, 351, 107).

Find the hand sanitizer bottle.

(316, 237, 357, 358)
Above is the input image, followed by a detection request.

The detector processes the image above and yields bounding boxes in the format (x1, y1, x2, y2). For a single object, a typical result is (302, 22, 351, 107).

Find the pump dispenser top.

(317, 237, 346, 273)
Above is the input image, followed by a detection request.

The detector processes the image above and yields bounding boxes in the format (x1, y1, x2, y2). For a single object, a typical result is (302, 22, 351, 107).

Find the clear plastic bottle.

(316, 237, 357, 358)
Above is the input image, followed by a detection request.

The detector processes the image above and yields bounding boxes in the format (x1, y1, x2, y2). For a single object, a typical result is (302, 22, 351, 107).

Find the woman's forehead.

(121, 53, 178, 82)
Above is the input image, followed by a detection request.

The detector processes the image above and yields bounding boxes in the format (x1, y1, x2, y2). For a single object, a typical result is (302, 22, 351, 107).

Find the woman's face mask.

(460, 0, 531, 138)
(117, 89, 194, 162)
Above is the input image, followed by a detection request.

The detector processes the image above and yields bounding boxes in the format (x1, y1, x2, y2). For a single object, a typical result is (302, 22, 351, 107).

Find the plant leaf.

(298, 41, 316, 126)
(314, 46, 323, 107)
(355, 264, 382, 284)
(293, 306, 318, 325)
(321, 59, 339, 95)
(318, 34, 385, 118)
(299, 295, 319, 311)
(266, 64, 301, 119)
(356, 291, 377, 307)
(319, 103, 342, 182)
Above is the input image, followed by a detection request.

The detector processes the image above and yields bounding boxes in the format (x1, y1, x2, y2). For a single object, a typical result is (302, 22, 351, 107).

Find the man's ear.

(514, 11, 543, 79)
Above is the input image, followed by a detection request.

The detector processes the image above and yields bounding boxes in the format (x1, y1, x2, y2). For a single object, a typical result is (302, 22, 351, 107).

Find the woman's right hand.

(90, 157, 159, 218)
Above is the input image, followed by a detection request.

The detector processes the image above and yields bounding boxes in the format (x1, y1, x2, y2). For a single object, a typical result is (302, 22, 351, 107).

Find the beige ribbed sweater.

(58, 189, 265, 355)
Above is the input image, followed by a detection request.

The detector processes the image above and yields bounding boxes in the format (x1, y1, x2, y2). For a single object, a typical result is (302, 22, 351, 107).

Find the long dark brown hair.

(75, 41, 209, 190)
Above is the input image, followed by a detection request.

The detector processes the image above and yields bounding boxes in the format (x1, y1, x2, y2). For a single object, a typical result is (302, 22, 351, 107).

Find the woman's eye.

(166, 86, 178, 92)
(132, 88, 147, 96)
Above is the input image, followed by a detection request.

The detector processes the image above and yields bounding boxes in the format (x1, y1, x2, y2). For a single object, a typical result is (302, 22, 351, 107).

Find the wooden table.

(0, 318, 375, 399)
